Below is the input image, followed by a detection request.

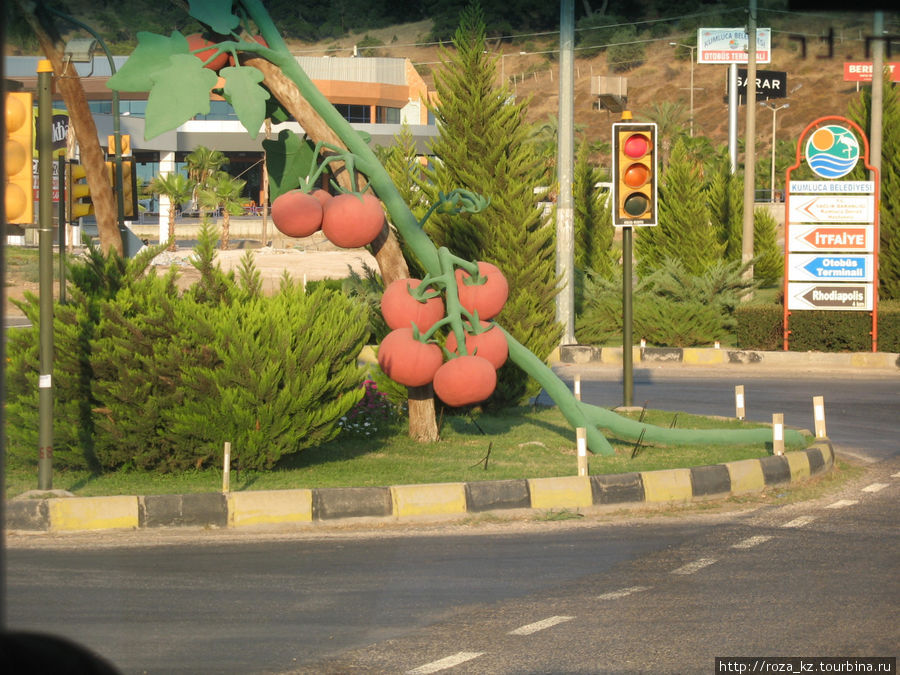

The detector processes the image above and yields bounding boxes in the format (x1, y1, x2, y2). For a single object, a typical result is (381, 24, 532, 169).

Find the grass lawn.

(5, 406, 810, 498)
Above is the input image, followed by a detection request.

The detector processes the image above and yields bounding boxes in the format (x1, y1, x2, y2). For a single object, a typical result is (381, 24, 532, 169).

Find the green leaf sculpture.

(220, 66, 269, 138)
(106, 31, 190, 93)
(262, 129, 316, 200)
(188, 0, 241, 34)
(145, 54, 219, 139)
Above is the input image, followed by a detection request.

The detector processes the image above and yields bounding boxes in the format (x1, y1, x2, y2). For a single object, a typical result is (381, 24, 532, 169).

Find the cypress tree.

(637, 137, 724, 277)
(421, 0, 561, 407)
(849, 78, 900, 300)
(574, 138, 616, 282)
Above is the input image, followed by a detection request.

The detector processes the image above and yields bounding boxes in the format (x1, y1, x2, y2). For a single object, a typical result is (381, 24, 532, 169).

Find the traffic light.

(5, 92, 34, 224)
(67, 161, 94, 220)
(106, 158, 138, 219)
(612, 121, 658, 226)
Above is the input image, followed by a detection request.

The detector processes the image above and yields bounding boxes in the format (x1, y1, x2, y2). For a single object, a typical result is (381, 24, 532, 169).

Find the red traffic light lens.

(622, 133, 649, 159)
(623, 163, 649, 188)
(623, 193, 649, 217)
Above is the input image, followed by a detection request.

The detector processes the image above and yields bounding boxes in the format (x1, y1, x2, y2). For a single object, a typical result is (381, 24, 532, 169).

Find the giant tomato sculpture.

(432, 355, 497, 407)
(381, 279, 445, 332)
(321, 192, 385, 248)
(186, 34, 229, 71)
(455, 262, 509, 320)
(377, 328, 443, 388)
(271, 189, 324, 238)
(445, 321, 508, 370)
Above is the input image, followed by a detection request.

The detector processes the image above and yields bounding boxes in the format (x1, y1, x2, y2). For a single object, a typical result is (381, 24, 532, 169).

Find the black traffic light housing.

(612, 121, 658, 226)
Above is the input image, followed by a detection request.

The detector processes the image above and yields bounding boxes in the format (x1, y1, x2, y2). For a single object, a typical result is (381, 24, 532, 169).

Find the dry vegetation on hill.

(286, 15, 886, 165)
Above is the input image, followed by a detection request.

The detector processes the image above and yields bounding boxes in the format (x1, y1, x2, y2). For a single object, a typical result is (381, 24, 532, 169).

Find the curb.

(554, 345, 900, 370)
(5, 441, 835, 534)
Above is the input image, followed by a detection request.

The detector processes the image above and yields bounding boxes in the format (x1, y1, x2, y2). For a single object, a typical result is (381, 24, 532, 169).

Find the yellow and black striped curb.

(6, 441, 834, 534)
(555, 345, 900, 370)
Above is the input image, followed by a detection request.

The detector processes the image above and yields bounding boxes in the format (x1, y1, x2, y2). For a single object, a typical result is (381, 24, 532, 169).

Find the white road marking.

(671, 558, 717, 575)
(508, 615, 575, 636)
(406, 652, 485, 674)
(782, 515, 817, 528)
(826, 499, 859, 509)
(731, 535, 773, 549)
(891, 472, 900, 479)
(862, 483, 889, 493)
(596, 586, 651, 600)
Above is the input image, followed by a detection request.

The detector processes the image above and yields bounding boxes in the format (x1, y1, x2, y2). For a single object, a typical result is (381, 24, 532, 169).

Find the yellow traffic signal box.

(612, 122, 658, 226)
(5, 92, 34, 224)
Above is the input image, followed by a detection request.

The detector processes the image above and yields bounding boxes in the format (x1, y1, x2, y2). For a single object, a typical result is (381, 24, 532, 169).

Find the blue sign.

(799, 255, 870, 281)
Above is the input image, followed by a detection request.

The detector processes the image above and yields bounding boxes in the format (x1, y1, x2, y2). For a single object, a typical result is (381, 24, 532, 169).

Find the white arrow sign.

(788, 195, 875, 223)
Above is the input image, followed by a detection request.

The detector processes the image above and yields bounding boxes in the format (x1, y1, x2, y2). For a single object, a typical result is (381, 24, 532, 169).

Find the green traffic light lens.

(623, 193, 649, 217)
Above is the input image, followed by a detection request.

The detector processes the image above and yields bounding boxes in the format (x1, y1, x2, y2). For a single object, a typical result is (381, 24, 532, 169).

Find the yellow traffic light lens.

(623, 163, 649, 188)
(6, 139, 28, 175)
(622, 133, 649, 159)
(623, 193, 649, 217)
(6, 183, 27, 221)
(6, 95, 27, 133)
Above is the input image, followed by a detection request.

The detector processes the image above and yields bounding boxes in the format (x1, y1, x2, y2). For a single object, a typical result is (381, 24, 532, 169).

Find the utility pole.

(556, 0, 576, 345)
(741, 0, 759, 288)
(870, 12, 884, 182)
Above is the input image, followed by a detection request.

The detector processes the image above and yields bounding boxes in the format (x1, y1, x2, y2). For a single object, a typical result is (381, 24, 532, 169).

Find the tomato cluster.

(186, 33, 269, 71)
(271, 189, 385, 248)
(376, 265, 510, 408)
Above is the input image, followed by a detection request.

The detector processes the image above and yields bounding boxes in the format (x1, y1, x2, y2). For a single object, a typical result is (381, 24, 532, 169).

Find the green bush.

(877, 300, 900, 352)
(5, 231, 371, 473)
(735, 303, 783, 351)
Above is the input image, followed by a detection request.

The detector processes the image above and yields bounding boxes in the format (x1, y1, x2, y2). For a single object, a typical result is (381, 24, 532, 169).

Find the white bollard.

(576, 427, 588, 477)
(735, 385, 746, 420)
(222, 441, 231, 493)
(813, 395, 827, 439)
(574, 375, 581, 402)
(772, 414, 785, 456)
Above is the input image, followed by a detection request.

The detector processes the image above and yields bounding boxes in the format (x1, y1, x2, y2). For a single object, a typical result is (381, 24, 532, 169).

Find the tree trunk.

(247, 55, 439, 442)
(21, 4, 123, 257)
(168, 208, 176, 251)
(222, 212, 230, 250)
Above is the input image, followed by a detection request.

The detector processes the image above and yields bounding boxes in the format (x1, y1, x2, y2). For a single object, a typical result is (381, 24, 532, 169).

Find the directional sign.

(788, 283, 872, 311)
(788, 195, 875, 223)
(789, 225, 874, 253)
(790, 254, 874, 283)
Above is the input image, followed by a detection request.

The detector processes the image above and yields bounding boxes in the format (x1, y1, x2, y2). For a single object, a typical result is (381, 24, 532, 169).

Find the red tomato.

(309, 188, 332, 206)
(321, 192, 385, 248)
(377, 328, 443, 388)
(454, 262, 509, 320)
(445, 321, 508, 370)
(381, 279, 445, 332)
(433, 355, 497, 407)
(271, 190, 324, 238)
(186, 34, 229, 71)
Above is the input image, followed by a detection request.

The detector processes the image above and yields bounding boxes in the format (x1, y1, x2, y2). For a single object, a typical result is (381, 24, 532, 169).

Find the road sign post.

(783, 116, 879, 351)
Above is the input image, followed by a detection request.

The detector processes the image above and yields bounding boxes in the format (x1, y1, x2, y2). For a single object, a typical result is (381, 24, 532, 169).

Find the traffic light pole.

(37, 61, 55, 489)
(622, 226, 633, 408)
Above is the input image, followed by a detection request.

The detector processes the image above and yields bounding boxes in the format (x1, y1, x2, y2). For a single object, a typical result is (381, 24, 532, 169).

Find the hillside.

(285, 15, 885, 169)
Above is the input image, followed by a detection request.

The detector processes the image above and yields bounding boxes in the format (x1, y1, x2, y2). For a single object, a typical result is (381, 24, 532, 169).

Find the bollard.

(576, 427, 588, 477)
(640, 338, 646, 349)
(813, 395, 827, 438)
(574, 375, 581, 402)
(735, 385, 746, 420)
(714, 340, 720, 349)
(222, 441, 231, 493)
(772, 414, 785, 456)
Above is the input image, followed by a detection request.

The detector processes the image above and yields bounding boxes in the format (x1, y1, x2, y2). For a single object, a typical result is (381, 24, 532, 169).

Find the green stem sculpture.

(116, 0, 806, 454)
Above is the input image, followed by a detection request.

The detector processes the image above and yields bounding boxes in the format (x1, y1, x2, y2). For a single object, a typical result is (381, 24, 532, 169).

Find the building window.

(334, 104, 370, 123)
(88, 100, 112, 115)
(376, 107, 401, 124)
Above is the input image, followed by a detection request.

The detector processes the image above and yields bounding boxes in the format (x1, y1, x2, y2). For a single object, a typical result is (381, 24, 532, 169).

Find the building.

(5, 53, 437, 239)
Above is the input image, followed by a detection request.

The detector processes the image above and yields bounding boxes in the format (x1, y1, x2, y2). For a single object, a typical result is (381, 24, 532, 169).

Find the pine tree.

(706, 164, 743, 262)
(574, 138, 615, 280)
(636, 137, 724, 277)
(421, 0, 561, 407)
(849, 78, 900, 300)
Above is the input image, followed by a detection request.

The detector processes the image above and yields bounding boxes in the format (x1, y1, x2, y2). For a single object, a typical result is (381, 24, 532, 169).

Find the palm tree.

(199, 171, 247, 250)
(640, 101, 690, 168)
(186, 146, 227, 218)
(149, 172, 195, 251)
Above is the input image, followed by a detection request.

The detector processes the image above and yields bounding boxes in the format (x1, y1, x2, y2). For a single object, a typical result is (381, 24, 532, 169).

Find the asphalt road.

(4, 374, 899, 673)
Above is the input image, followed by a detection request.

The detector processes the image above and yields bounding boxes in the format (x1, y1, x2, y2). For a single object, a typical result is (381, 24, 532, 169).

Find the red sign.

(843, 62, 900, 82)
(803, 227, 869, 250)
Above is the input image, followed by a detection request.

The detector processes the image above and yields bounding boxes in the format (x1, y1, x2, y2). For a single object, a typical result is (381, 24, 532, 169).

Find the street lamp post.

(669, 42, 696, 137)
(761, 101, 789, 202)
